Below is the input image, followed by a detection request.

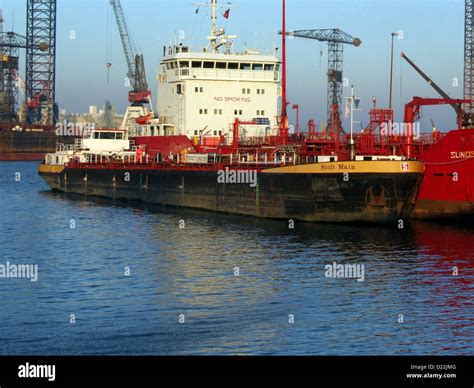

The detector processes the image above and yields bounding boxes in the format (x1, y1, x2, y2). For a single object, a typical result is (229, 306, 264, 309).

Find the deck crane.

(110, 0, 151, 106)
(279, 29, 361, 134)
(401, 52, 470, 127)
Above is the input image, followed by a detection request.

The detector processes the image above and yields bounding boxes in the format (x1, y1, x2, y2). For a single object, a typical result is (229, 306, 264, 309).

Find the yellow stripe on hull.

(38, 164, 65, 174)
(262, 160, 424, 174)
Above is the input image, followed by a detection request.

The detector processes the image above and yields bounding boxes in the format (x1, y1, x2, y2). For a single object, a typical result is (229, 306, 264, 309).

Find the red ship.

(351, 52, 474, 221)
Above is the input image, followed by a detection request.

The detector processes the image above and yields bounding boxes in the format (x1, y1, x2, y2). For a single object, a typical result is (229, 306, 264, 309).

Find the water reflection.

(0, 163, 472, 355)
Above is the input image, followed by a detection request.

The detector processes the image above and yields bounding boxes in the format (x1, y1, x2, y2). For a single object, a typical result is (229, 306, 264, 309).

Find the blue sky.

(0, 0, 465, 131)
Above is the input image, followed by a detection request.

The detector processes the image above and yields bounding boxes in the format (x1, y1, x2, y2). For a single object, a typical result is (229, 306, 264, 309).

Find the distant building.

(59, 101, 123, 129)
(89, 105, 98, 116)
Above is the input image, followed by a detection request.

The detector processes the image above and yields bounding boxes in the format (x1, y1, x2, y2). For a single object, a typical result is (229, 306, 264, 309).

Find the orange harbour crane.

(110, 0, 151, 106)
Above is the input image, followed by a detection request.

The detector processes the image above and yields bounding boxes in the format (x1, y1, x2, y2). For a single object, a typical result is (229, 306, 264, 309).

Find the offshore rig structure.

(0, 0, 57, 126)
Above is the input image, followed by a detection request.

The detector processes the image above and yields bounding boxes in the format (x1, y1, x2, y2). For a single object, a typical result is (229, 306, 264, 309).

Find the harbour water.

(0, 161, 472, 355)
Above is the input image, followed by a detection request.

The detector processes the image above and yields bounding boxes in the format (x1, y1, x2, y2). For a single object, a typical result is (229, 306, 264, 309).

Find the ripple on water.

(0, 162, 473, 355)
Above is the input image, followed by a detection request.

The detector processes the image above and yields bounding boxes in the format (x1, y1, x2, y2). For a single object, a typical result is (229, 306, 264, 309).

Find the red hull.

(132, 135, 194, 159)
(413, 128, 474, 220)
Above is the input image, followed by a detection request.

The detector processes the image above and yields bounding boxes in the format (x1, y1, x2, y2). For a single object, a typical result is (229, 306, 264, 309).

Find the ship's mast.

(211, 0, 218, 49)
(193, 0, 237, 53)
(279, 0, 289, 143)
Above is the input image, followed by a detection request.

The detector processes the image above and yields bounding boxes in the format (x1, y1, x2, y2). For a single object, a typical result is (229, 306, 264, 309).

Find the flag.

(344, 99, 350, 118)
(195, 7, 199, 14)
(354, 98, 360, 110)
(223, 8, 230, 19)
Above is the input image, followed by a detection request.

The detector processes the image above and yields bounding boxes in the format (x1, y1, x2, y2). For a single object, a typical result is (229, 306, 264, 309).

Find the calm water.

(0, 161, 472, 355)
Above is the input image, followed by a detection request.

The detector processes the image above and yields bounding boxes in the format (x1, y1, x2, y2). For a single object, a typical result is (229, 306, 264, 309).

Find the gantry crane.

(110, 0, 151, 106)
(280, 28, 361, 132)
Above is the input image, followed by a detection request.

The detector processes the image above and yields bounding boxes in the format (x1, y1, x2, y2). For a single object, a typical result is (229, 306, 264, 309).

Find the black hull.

(39, 163, 423, 225)
(0, 131, 70, 160)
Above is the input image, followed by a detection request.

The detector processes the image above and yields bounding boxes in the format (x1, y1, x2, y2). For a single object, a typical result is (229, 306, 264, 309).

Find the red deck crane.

(401, 52, 470, 127)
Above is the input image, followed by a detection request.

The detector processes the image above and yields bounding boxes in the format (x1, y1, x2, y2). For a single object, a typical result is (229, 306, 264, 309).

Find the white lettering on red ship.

(450, 151, 474, 159)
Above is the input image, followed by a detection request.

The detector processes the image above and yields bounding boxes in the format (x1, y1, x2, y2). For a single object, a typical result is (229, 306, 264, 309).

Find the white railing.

(55, 143, 77, 152)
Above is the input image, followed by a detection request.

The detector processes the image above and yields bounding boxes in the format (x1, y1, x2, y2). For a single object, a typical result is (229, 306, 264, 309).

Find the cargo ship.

(38, 0, 425, 225)
(0, 123, 64, 161)
(38, 127, 424, 225)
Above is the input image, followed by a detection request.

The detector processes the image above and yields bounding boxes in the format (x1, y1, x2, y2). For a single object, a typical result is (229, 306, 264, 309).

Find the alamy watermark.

(217, 167, 257, 188)
(380, 121, 421, 140)
(18, 363, 55, 382)
(0, 261, 38, 282)
(325, 261, 365, 282)
(55, 120, 96, 137)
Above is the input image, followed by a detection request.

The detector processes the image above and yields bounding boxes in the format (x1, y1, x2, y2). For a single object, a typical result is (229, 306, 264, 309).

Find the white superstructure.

(44, 129, 140, 166)
(149, 0, 281, 144)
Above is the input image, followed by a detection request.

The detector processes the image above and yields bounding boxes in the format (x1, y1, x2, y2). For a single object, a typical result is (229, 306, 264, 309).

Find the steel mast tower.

(25, 0, 57, 125)
(0, 31, 29, 121)
(464, 0, 473, 114)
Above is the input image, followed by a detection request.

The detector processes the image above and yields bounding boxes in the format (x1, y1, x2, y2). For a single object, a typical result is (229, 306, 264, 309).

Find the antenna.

(279, 0, 289, 143)
(192, 0, 238, 53)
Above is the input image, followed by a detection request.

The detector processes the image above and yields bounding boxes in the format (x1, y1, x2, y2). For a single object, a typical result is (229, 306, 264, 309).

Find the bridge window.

(264, 64, 274, 71)
(179, 61, 189, 68)
(203, 61, 215, 69)
(99, 132, 116, 140)
(252, 63, 263, 71)
(240, 63, 251, 70)
(228, 62, 239, 69)
(192, 61, 202, 68)
(216, 62, 227, 69)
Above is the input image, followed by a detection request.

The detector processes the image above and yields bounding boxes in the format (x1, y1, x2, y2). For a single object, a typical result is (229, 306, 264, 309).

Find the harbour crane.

(110, 0, 151, 106)
(280, 28, 361, 132)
